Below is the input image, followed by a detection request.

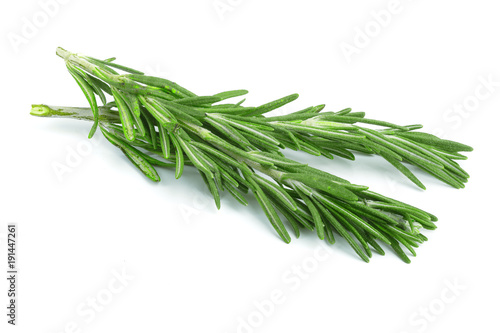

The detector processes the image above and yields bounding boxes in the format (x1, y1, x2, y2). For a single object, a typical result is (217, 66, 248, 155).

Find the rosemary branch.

(30, 47, 473, 262)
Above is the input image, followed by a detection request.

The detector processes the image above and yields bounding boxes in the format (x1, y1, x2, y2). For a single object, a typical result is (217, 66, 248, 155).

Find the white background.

(1, 0, 499, 332)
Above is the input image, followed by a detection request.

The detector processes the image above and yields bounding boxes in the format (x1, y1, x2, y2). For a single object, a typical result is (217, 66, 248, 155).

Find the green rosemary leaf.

(127, 74, 195, 98)
(391, 136, 470, 180)
(431, 149, 468, 160)
(320, 114, 408, 130)
(169, 133, 184, 179)
(87, 74, 112, 96)
(141, 112, 158, 149)
(364, 140, 403, 161)
(379, 151, 426, 190)
(121, 93, 146, 137)
(335, 108, 352, 115)
(216, 114, 277, 131)
(346, 111, 365, 118)
(244, 173, 291, 243)
(361, 190, 437, 221)
(208, 114, 281, 146)
(123, 93, 141, 117)
(271, 200, 302, 238)
(87, 56, 144, 74)
(374, 220, 422, 245)
(224, 182, 248, 206)
(190, 141, 246, 170)
(139, 96, 177, 132)
(214, 89, 249, 101)
(161, 103, 203, 127)
(217, 167, 240, 189)
(366, 201, 431, 223)
(204, 117, 253, 150)
(323, 199, 391, 245)
(254, 190, 291, 243)
(174, 96, 222, 106)
(248, 151, 306, 167)
(296, 188, 325, 240)
(202, 105, 256, 114)
(111, 87, 136, 141)
(252, 174, 297, 211)
(263, 111, 318, 122)
(284, 165, 351, 184)
(396, 131, 473, 152)
(140, 153, 176, 168)
(88, 60, 119, 76)
(68, 63, 108, 105)
(323, 223, 336, 245)
(158, 125, 171, 159)
(100, 125, 160, 182)
(335, 212, 372, 258)
(290, 203, 316, 231)
(291, 104, 326, 115)
(243, 93, 299, 117)
(177, 138, 214, 178)
(292, 136, 323, 156)
(418, 234, 428, 242)
(240, 131, 283, 152)
(323, 146, 355, 160)
(385, 234, 411, 264)
(277, 122, 364, 142)
(363, 232, 385, 256)
(419, 166, 465, 189)
(314, 200, 369, 262)
(200, 171, 221, 209)
(360, 128, 445, 172)
(66, 65, 99, 138)
(283, 173, 358, 202)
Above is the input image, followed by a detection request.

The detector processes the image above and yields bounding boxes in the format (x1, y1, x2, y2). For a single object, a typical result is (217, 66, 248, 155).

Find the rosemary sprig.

(31, 47, 472, 262)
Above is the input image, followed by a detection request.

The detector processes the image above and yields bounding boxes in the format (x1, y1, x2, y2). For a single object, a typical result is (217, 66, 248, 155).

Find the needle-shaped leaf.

(283, 173, 358, 202)
(214, 89, 249, 101)
(169, 134, 184, 179)
(139, 96, 177, 131)
(208, 114, 281, 146)
(127, 74, 196, 97)
(86, 56, 144, 74)
(323, 199, 390, 245)
(295, 187, 324, 240)
(174, 96, 222, 106)
(111, 87, 136, 141)
(199, 171, 221, 209)
(277, 122, 365, 142)
(243, 93, 299, 116)
(379, 151, 426, 190)
(247, 151, 306, 167)
(204, 117, 253, 150)
(121, 93, 146, 137)
(252, 174, 297, 211)
(68, 63, 108, 105)
(224, 182, 248, 206)
(100, 126, 160, 182)
(66, 63, 99, 138)
(160, 102, 203, 126)
(158, 126, 171, 159)
(396, 131, 473, 152)
(177, 138, 214, 178)
(313, 199, 369, 262)
(253, 188, 291, 244)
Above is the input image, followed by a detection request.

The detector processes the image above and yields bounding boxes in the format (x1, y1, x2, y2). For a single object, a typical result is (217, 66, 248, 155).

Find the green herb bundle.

(31, 47, 472, 262)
